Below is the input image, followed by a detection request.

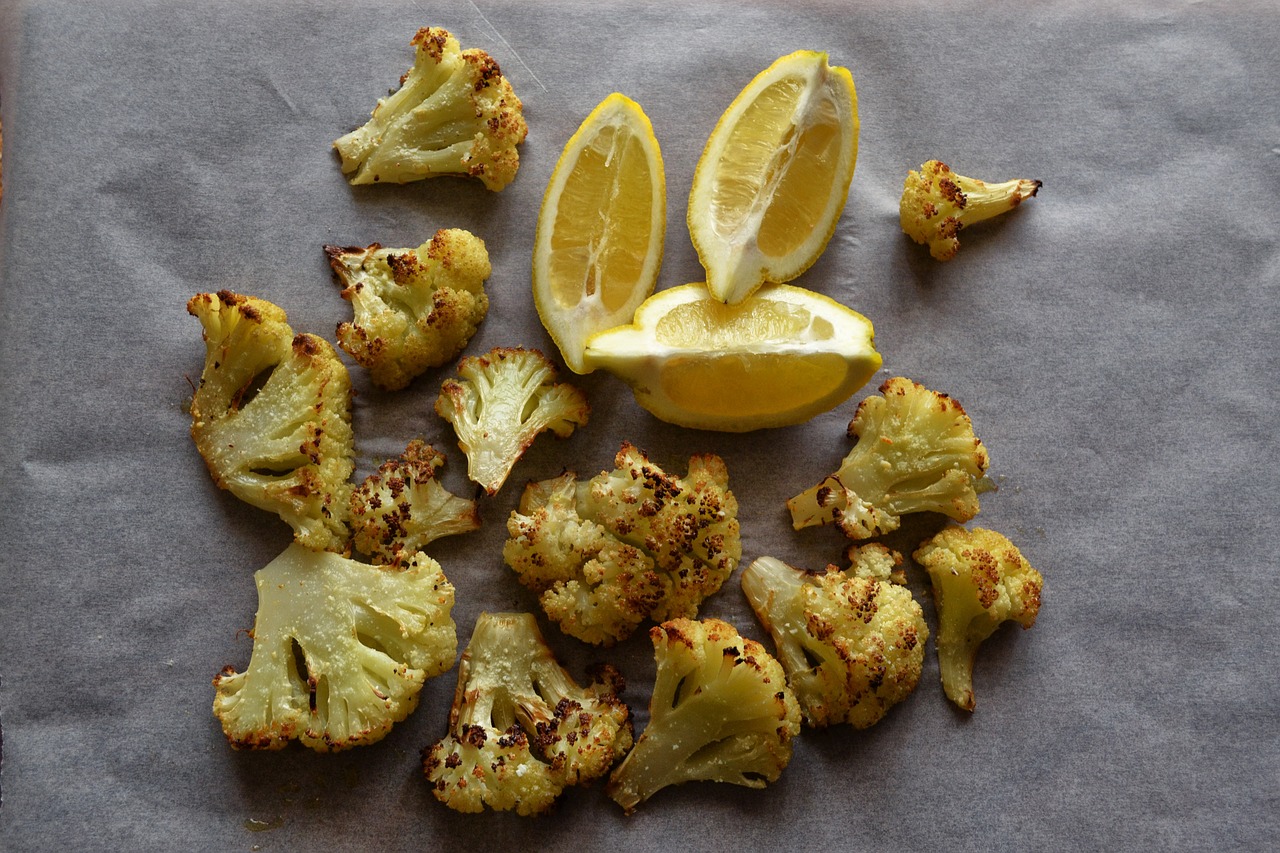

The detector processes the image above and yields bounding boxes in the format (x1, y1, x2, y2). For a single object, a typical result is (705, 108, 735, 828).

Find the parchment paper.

(1, 0, 1277, 849)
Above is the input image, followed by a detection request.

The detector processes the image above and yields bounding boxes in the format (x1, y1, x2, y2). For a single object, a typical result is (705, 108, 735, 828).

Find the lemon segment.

(584, 283, 881, 432)
(689, 51, 859, 305)
(533, 93, 666, 373)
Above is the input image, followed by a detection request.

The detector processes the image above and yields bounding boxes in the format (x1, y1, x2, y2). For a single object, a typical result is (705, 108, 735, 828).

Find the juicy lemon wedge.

(583, 282, 881, 432)
(689, 50, 859, 305)
(533, 93, 666, 373)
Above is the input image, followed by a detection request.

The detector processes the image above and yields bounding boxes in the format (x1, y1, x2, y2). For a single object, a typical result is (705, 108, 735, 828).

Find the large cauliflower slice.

(435, 347, 589, 495)
(326, 229, 491, 391)
(423, 612, 632, 816)
(741, 545, 928, 729)
(187, 291, 354, 552)
(212, 543, 456, 751)
(504, 443, 741, 645)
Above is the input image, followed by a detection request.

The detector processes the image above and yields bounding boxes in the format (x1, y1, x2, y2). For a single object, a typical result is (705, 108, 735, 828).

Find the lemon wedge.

(688, 50, 859, 305)
(583, 283, 881, 432)
(533, 93, 666, 374)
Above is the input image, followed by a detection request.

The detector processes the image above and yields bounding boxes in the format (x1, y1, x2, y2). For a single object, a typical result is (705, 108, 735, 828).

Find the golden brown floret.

(900, 159, 1041, 260)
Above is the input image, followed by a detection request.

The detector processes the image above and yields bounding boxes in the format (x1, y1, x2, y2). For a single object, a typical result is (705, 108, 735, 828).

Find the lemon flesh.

(689, 51, 859, 305)
(534, 93, 665, 373)
(584, 283, 881, 432)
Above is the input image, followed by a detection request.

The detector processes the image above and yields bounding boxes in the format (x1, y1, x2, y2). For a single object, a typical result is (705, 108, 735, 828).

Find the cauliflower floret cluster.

(326, 228, 491, 391)
(504, 443, 741, 646)
(900, 159, 1041, 261)
(212, 543, 456, 751)
(914, 526, 1044, 711)
(349, 439, 480, 565)
(423, 612, 633, 816)
(741, 545, 928, 729)
(187, 291, 354, 552)
(334, 27, 528, 190)
(788, 376, 992, 540)
(605, 618, 801, 814)
(435, 347, 590, 495)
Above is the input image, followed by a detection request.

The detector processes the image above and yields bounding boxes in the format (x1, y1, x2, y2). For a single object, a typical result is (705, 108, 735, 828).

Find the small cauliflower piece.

(187, 291, 354, 552)
(741, 545, 928, 729)
(435, 347, 589, 495)
(503, 443, 741, 645)
(606, 618, 801, 814)
(212, 543, 456, 751)
(788, 376, 992, 540)
(334, 27, 528, 190)
(900, 159, 1041, 261)
(423, 611, 633, 816)
(914, 526, 1044, 711)
(349, 440, 480, 565)
(326, 229, 491, 391)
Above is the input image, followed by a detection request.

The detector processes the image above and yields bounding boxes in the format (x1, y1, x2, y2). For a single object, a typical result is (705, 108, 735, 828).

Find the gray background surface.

(1, 0, 1276, 849)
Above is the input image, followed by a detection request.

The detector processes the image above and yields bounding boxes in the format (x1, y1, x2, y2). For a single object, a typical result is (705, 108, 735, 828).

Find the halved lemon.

(688, 50, 859, 305)
(583, 283, 881, 432)
(533, 93, 666, 374)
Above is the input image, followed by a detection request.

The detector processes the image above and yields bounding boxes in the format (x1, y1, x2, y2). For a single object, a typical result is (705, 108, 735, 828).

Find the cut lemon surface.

(583, 282, 881, 432)
(533, 93, 666, 374)
(689, 50, 859, 305)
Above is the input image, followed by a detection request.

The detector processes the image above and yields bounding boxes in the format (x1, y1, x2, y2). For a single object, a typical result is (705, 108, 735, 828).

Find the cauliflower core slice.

(423, 611, 633, 816)
(334, 27, 528, 190)
(187, 291, 354, 552)
(605, 618, 801, 814)
(900, 159, 1041, 261)
(504, 443, 741, 646)
(741, 546, 928, 729)
(326, 229, 491, 391)
(212, 543, 457, 751)
(788, 376, 992, 540)
(914, 526, 1043, 711)
(435, 347, 589, 495)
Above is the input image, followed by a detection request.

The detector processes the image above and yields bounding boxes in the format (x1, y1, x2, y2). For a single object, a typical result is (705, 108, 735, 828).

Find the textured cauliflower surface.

(435, 347, 590, 495)
(187, 291, 354, 552)
(349, 440, 480, 564)
(900, 159, 1041, 261)
(914, 526, 1043, 711)
(212, 543, 456, 751)
(741, 546, 928, 729)
(605, 618, 801, 814)
(334, 26, 528, 190)
(326, 229, 491, 391)
(788, 376, 992, 539)
(504, 443, 741, 645)
(424, 612, 632, 816)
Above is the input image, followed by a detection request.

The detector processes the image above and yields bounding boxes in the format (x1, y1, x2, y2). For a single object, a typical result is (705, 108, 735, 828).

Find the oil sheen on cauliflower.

(326, 229, 491, 391)
(788, 376, 992, 540)
(503, 443, 741, 645)
(435, 347, 590, 495)
(605, 618, 801, 814)
(423, 612, 632, 816)
(914, 526, 1044, 711)
(741, 545, 928, 729)
(187, 291, 354, 552)
(212, 543, 456, 751)
(334, 26, 528, 190)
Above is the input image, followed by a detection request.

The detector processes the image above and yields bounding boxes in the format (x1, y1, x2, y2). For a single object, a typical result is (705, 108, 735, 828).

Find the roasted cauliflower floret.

(504, 443, 741, 646)
(212, 543, 456, 751)
(914, 526, 1044, 711)
(349, 440, 480, 565)
(900, 159, 1041, 261)
(606, 618, 801, 814)
(187, 291, 354, 552)
(423, 612, 633, 816)
(334, 26, 528, 190)
(788, 376, 992, 540)
(741, 546, 928, 729)
(326, 229, 491, 391)
(435, 347, 589, 495)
